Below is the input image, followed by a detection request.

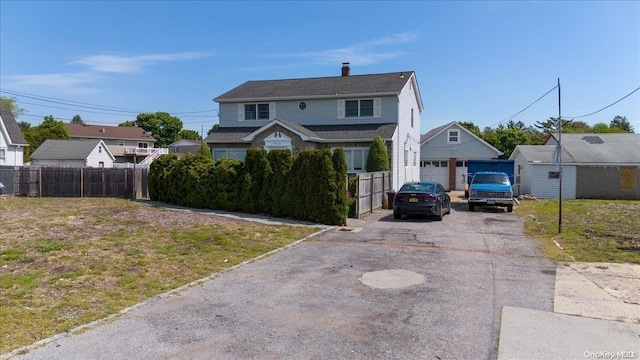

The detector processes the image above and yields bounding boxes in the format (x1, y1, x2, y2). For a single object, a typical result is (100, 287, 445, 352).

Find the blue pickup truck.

(467, 171, 514, 212)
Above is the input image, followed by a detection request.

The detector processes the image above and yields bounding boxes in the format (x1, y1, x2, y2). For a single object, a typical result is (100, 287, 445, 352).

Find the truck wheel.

(468, 203, 474, 212)
(507, 205, 513, 213)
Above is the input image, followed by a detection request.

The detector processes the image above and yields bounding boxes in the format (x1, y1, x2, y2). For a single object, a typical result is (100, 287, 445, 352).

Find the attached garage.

(420, 160, 449, 185)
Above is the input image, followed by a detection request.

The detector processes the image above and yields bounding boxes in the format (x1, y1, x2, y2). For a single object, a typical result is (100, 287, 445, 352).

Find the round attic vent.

(298, 102, 307, 110)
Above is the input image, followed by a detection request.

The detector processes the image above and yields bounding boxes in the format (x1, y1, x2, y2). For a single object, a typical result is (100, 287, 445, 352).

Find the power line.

(498, 85, 558, 125)
(0, 88, 218, 115)
(563, 86, 640, 119)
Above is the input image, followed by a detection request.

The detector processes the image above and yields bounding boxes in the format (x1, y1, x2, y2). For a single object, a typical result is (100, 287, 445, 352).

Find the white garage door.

(420, 160, 449, 186)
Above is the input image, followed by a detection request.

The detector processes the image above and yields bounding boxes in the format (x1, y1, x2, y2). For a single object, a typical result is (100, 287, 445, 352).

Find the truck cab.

(468, 171, 514, 212)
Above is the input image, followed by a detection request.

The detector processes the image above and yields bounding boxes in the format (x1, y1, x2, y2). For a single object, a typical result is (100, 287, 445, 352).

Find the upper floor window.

(448, 130, 460, 144)
(138, 142, 148, 148)
(239, 103, 275, 121)
(338, 98, 381, 119)
(118, 140, 125, 146)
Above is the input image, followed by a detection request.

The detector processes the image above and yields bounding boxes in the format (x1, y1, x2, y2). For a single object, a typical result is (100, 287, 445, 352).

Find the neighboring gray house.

(420, 121, 502, 191)
(206, 63, 424, 190)
(30, 139, 115, 168)
(168, 139, 202, 155)
(510, 133, 640, 199)
(0, 102, 29, 166)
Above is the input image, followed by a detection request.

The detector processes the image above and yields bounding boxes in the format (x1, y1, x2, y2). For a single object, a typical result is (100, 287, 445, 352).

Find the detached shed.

(510, 133, 640, 200)
(30, 139, 115, 168)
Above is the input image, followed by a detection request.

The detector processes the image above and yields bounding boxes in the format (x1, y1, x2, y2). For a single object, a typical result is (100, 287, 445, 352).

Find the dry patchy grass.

(0, 197, 320, 354)
(515, 199, 640, 264)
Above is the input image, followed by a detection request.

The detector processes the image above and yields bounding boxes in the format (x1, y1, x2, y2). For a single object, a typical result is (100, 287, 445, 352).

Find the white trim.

(241, 119, 322, 142)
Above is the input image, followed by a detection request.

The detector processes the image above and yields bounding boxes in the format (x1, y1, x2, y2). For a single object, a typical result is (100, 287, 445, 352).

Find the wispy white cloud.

(3, 72, 103, 94)
(264, 32, 419, 66)
(73, 51, 212, 73)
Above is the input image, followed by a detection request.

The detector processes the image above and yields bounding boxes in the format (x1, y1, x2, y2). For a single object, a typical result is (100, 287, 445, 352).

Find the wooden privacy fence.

(0, 166, 148, 199)
(355, 171, 392, 219)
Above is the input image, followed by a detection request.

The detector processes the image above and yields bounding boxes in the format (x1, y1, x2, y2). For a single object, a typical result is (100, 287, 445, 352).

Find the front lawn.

(515, 198, 640, 264)
(0, 197, 320, 354)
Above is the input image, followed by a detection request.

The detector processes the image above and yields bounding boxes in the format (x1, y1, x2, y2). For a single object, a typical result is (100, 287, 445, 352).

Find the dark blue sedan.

(393, 181, 451, 221)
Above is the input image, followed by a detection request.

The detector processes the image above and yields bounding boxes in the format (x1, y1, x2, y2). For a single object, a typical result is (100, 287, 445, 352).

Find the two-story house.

(0, 102, 29, 166)
(206, 63, 423, 190)
(66, 123, 158, 164)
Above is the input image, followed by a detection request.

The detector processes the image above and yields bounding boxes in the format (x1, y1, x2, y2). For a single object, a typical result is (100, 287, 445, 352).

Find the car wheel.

(446, 200, 451, 214)
(435, 203, 443, 221)
(468, 203, 474, 212)
(393, 211, 401, 219)
(507, 204, 513, 213)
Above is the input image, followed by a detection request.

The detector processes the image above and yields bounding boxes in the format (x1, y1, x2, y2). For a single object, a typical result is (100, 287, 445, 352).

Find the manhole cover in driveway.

(360, 269, 426, 289)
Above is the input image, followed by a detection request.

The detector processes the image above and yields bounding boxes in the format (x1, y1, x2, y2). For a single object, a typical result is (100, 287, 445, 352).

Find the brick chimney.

(341, 62, 350, 76)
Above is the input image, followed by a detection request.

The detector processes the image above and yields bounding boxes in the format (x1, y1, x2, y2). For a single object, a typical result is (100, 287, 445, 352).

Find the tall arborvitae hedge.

(331, 148, 349, 225)
(366, 135, 390, 172)
(147, 147, 351, 225)
(264, 149, 292, 217)
(148, 154, 178, 202)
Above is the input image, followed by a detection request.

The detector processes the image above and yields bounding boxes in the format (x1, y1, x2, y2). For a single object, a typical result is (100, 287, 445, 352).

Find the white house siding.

(530, 164, 576, 199)
(0, 132, 24, 167)
(218, 97, 399, 128)
(86, 145, 115, 168)
(394, 77, 421, 190)
(511, 153, 531, 196)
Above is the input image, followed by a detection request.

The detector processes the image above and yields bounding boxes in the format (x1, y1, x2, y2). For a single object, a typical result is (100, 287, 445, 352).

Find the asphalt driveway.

(9, 203, 556, 360)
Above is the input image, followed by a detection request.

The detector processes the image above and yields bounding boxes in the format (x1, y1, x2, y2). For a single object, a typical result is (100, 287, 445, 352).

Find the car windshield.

(472, 174, 510, 185)
(400, 184, 435, 193)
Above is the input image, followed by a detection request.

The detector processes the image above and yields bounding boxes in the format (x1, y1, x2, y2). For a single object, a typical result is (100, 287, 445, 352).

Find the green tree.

(197, 142, 212, 160)
(566, 121, 592, 133)
(18, 121, 31, 132)
(331, 148, 349, 225)
(119, 120, 136, 127)
(178, 129, 202, 140)
(207, 123, 220, 135)
(0, 96, 26, 118)
(366, 135, 390, 171)
(134, 112, 184, 147)
(534, 117, 574, 134)
(592, 122, 627, 133)
(610, 116, 634, 133)
(458, 121, 482, 137)
(23, 115, 70, 162)
(70, 114, 84, 124)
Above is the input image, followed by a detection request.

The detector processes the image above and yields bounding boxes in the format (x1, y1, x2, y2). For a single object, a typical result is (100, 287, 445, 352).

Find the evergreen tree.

(366, 135, 390, 171)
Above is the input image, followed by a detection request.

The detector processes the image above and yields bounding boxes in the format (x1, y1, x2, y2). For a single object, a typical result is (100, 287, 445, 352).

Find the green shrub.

(148, 154, 178, 202)
(265, 149, 293, 217)
(331, 148, 349, 225)
(366, 135, 390, 171)
(212, 158, 243, 211)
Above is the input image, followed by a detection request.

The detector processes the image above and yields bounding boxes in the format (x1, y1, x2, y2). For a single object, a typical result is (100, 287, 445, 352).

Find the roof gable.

(242, 118, 322, 142)
(421, 121, 502, 156)
(214, 71, 416, 102)
(0, 102, 29, 146)
(67, 123, 157, 142)
(31, 139, 115, 161)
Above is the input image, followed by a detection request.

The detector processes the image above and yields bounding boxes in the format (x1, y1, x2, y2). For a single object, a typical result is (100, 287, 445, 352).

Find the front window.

(138, 142, 148, 148)
(342, 148, 369, 172)
(245, 104, 270, 120)
(213, 149, 247, 162)
(345, 99, 374, 118)
(0, 149, 5, 164)
(98, 161, 104, 168)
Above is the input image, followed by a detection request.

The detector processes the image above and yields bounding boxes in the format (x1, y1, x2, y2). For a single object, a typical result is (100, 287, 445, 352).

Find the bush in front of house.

(147, 148, 349, 225)
(148, 154, 178, 202)
(366, 135, 390, 172)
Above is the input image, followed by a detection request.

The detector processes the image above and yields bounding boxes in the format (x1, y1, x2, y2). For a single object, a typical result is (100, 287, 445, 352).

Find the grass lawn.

(0, 197, 321, 354)
(515, 198, 640, 264)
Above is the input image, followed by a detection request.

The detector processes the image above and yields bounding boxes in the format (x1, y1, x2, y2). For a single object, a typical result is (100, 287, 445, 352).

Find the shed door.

(420, 160, 449, 186)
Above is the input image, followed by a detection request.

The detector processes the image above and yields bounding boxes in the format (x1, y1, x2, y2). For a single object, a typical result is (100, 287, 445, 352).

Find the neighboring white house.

(30, 139, 115, 168)
(206, 63, 424, 190)
(510, 133, 640, 200)
(420, 121, 502, 190)
(0, 102, 29, 166)
(67, 123, 157, 164)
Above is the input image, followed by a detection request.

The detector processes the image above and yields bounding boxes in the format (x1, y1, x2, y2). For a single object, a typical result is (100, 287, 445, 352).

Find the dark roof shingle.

(0, 102, 29, 145)
(214, 71, 415, 101)
(67, 123, 157, 141)
(30, 139, 108, 160)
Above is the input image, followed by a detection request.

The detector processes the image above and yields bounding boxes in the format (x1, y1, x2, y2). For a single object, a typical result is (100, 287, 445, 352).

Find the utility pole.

(557, 78, 562, 234)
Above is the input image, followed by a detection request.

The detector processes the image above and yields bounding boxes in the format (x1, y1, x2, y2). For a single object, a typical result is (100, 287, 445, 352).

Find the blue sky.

(1, 1, 639, 135)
